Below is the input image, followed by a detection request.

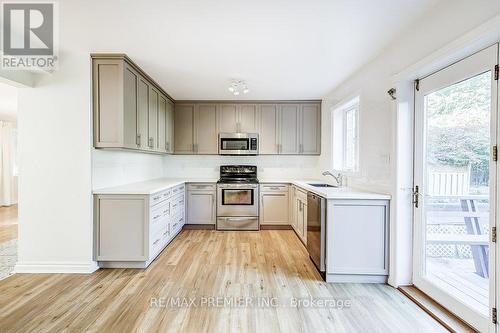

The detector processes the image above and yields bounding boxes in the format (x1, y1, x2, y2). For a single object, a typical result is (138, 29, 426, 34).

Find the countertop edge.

(93, 178, 391, 200)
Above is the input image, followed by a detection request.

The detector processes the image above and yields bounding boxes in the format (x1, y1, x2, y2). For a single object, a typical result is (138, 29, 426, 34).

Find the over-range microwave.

(218, 133, 259, 155)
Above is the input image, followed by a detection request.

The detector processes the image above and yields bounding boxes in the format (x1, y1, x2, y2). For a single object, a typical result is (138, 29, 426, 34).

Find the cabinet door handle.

(148, 137, 154, 148)
(136, 134, 141, 146)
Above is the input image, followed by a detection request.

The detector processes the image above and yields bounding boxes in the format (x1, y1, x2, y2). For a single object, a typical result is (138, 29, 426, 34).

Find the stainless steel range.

(217, 165, 259, 230)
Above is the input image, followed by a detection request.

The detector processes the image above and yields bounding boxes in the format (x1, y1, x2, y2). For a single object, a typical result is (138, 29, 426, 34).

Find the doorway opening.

(0, 81, 19, 280)
(413, 44, 498, 332)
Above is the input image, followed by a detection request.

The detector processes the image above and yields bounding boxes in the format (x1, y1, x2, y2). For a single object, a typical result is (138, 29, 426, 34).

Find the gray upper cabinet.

(148, 87, 159, 151)
(137, 77, 149, 150)
(278, 104, 300, 154)
(259, 104, 278, 154)
(166, 100, 174, 153)
(194, 104, 218, 154)
(218, 104, 238, 132)
(300, 104, 321, 154)
(217, 104, 259, 133)
(239, 104, 259, 132)
(123, 63, 139, 149)
(92, 54, 174, 154)
(174, 104, 218, 155)
(173, 101, 321, 156)
(93, 58, 138, 149)
(174, 104, 195, 154)
(158, 96, 167, 153)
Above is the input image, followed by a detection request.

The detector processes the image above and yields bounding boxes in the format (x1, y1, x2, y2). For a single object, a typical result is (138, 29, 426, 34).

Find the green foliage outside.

(426, 72, 491, 187)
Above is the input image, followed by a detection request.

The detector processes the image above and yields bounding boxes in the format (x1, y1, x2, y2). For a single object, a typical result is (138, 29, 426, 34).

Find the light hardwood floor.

(0, 205, 17, 243)
(0, 230, 448, 333)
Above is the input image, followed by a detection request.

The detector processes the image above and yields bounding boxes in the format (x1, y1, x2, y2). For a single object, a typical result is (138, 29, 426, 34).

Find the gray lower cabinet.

(293, 187, 308, 244)
(325, 199, 389, 283)
(259, 184, 289, 225)
(92, 54, 174, 154)
(94, 184, 185, 268)
(186, 183, 216, 225)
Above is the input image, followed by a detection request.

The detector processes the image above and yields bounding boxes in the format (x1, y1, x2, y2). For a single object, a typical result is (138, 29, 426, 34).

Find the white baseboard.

(14, 261, 99, 274)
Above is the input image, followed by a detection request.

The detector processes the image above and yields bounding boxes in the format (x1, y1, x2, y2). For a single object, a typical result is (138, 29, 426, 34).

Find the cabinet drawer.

(295, 187, 308, 202)
(187, 183, 216, 191)
(150, 188, 172, 207)
(217, 217, 259, 231)
(171, 184, 185, 195)
(171, 215, 184, 232)
(261, 184, 289, 192)
(162, 189, 172, 199)
(161, 226, 170, 243)
(150, 233, 163, 256)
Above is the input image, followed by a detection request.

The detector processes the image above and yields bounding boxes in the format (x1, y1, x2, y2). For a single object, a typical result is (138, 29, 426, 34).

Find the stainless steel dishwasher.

(306, 192, 326, 275)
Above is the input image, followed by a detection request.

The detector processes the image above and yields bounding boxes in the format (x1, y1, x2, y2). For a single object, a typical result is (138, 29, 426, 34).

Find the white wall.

(15, 2, 167, 273)
(321, 0, 500, 191)
(320, 0, 500, 286)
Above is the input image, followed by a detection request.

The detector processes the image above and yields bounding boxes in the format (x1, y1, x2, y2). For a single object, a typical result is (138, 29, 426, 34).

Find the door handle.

(136, 134, 141, 146)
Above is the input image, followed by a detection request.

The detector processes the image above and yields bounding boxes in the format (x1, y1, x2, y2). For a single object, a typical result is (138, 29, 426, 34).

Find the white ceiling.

(73, 0, 440, 100)
(0, 81, 17, 121)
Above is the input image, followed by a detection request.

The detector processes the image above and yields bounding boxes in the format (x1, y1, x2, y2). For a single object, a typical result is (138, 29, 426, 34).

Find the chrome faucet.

(322, 171, 344, 187)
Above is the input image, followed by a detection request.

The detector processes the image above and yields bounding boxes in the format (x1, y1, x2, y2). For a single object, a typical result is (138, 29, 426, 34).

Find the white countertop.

(93, 178, 218, 195)
(290, 180, 391, 200)
(94, 178, 390, 200)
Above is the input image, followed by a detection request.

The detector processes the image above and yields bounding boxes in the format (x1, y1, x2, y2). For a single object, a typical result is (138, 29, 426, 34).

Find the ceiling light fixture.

(228, 80, 250, 96)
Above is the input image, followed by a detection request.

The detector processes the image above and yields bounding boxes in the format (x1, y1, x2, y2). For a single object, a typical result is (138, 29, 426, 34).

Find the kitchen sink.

(308, 183, 337, 188)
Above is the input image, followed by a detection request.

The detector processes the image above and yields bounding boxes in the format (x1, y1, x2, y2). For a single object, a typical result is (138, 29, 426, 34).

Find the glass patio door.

(414, 44, 498, 332)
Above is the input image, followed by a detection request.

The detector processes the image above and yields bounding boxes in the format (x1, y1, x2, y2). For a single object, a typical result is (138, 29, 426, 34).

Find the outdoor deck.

(427, 258, 489, 316)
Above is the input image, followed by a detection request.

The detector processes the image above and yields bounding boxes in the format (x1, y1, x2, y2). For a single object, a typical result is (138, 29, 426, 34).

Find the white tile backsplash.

(92, 149, 164, 189)
(92, 149, 323, 189)
(162, 155, 321, 180)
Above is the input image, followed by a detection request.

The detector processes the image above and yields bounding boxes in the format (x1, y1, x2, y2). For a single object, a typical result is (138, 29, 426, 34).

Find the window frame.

(332, 96, 360, 174)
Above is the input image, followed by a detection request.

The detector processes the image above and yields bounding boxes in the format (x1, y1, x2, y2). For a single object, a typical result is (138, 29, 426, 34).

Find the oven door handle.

(219, 217, 259, 221)
(217, 184, 259, 189)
